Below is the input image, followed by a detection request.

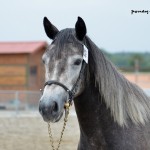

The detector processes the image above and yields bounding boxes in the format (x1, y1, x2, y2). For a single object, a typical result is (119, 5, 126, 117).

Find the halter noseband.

(44, 61, 86, 105)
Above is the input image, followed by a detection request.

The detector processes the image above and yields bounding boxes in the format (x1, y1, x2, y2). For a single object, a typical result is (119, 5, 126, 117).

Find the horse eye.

(74, 59, 82, 66)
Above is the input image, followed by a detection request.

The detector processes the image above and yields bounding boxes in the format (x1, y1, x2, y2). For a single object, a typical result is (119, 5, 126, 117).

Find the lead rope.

(48, 102, 70, 150)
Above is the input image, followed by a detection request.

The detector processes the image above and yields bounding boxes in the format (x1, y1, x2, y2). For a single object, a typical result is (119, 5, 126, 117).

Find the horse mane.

(84, 36, 150, 126)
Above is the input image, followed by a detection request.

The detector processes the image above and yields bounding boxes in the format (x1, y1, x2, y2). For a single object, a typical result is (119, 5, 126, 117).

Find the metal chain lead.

(48, 102, 70, 150)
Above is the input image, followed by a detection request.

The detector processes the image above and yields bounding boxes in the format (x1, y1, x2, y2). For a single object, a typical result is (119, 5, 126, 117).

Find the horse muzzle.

(39, 80, 75, 122)
(39, 96, 64, 122)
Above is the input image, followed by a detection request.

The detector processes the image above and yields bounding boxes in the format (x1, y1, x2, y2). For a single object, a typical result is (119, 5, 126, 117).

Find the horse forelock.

(84, 36, 150, 126)
(49, 28, 83, 60)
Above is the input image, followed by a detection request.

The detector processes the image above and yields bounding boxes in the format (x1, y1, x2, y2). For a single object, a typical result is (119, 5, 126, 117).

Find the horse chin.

(55, 112, 64, 122)
(42, 111, 64, 123)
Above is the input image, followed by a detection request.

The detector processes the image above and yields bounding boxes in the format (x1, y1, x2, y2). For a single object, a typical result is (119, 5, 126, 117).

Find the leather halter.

(44, 61, 86, 105)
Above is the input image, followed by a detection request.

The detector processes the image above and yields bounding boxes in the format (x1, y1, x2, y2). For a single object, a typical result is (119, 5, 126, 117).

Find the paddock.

(0, 110, 79, 150)
(0, 89, 149, 150)
(0, 86, 149, 150)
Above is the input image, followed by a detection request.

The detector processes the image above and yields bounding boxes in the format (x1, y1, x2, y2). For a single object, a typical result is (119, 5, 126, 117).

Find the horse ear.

(75, 17, 87, 41)
(43, 17, 59, 39)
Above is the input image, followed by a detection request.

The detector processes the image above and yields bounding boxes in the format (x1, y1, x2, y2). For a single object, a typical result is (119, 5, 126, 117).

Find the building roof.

(0, 41, 47, 54)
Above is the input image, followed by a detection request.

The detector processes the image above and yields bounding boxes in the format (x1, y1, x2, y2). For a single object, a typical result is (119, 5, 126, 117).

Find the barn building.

(0, 42, 47, 91)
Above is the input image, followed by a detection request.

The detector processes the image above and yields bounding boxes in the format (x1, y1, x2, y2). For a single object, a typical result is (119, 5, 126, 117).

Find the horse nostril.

(52, 101, 58, 113)
(39, 100, 59, 117)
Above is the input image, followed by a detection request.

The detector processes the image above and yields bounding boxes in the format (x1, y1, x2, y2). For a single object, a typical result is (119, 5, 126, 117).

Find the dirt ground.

(0, 110, 80, 150)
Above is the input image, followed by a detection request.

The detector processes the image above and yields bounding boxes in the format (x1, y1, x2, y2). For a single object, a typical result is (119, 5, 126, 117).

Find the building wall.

(28, 48, 45, 90)
(0, 51, 45, 91)
(0, 54, 28, 64)
(0, 54, 28, 90)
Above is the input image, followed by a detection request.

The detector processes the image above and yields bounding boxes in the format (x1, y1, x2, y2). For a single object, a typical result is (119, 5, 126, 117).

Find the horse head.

(39, 17, 87, 122)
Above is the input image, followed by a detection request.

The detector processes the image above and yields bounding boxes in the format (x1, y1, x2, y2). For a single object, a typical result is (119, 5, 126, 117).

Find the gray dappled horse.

(39, 17, 150, 150)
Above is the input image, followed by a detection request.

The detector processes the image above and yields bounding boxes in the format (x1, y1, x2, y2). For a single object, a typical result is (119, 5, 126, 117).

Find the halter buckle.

(64, 102, 70, 109)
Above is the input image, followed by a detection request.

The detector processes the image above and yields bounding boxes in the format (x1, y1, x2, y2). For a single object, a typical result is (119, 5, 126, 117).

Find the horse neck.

(74, 84, 115, 148)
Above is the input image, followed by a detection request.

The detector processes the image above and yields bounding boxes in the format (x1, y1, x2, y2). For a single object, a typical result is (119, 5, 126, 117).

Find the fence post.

(15, 91, 20, 114)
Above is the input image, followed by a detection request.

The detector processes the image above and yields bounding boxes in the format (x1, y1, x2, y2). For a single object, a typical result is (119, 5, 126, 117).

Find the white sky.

(0, 0, 150, 53)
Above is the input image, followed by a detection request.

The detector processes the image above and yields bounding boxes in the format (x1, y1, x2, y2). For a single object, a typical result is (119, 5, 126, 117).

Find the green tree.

(129, 54, 144, 72)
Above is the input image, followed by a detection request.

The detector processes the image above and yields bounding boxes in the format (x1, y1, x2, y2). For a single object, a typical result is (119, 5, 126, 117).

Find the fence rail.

(0, 89, 149, 112)
(0, 90, 41, 111)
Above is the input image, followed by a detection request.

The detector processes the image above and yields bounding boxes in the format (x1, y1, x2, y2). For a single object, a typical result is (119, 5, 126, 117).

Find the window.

(30, 66, 37, 75)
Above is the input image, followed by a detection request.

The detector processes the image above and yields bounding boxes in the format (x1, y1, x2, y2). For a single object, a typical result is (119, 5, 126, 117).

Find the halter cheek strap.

(44, 61, 86, 105)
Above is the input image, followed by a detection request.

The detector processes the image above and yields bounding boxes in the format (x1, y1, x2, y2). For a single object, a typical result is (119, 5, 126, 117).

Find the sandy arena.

(0, 110, 80, 150)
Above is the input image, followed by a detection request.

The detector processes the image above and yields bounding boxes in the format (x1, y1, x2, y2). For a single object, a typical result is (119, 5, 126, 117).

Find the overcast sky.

(0, 0, 150, 53)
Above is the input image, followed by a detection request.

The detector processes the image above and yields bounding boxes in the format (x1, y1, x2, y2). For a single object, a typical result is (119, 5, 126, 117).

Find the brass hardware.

(64, 102, 70, 109)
